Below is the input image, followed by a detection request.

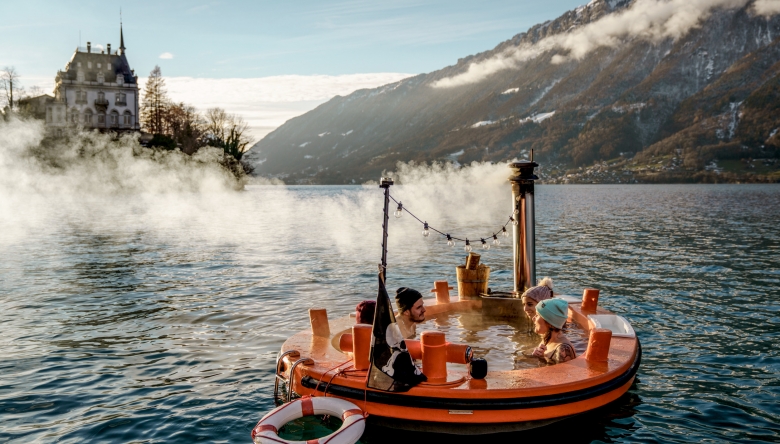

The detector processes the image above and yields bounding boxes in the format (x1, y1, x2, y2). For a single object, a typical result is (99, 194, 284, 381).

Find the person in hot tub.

(521, 277, 554, 320)
(395, 287, 426, 339)
(531, 298, 576, 364)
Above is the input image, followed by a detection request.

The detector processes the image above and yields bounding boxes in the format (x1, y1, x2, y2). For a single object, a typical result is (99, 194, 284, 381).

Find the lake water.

(2, 184, 779, 443)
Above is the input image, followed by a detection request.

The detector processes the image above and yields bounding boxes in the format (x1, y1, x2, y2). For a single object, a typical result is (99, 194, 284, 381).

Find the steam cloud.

(0, 118, 516, 268)
(753, 0, 780, 15)
(432, 0, 764, 88)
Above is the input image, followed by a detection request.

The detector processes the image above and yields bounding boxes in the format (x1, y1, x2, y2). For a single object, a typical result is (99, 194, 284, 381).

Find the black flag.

(367, 273, 427, 392)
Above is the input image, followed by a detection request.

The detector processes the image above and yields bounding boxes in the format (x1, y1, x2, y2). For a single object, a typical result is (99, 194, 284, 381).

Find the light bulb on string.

(511, 216, 519, 226)
(394, 202, 403, 218)
(481, 238, 489, 250)
(492, 234, 500, 245)
(422, 222, 430, 237)
(464, 239, 472, 252)
(502, 226, 509, 237)
(446, 234, 454, 247)
(514, 208, 519, 215)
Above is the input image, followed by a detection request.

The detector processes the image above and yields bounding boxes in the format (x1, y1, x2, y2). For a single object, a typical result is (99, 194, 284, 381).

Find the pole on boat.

(509, 158, 538, 295)
(379, 177, 394, 283)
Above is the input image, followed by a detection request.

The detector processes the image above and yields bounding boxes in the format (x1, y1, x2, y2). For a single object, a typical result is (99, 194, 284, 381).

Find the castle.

(44, 23, 140, 136)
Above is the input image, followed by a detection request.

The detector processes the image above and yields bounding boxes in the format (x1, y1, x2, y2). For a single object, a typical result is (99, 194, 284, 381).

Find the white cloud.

(159, 52, 174, 59)
(753, 0, 780, 16)
(139, 73, 411, 140)
(433, 0, 756, 88)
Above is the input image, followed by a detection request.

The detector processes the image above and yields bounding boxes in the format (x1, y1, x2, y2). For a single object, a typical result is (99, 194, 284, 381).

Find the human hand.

(532, 344, 546, 357)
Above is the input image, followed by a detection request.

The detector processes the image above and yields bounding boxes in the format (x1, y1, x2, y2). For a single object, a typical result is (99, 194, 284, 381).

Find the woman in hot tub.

(521, 277, 554, 320)
(531, 298, 576, 364)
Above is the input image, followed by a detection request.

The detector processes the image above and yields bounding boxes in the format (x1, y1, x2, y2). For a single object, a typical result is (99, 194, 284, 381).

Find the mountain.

(247, 0, 780, 184)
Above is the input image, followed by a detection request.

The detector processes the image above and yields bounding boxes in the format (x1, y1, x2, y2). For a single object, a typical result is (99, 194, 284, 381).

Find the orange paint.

(340, 334, 470, 365)
(280, 295, 639, 428)
(309, 308, 330, 338)
(421, 331, 447, 382)
(581, 288, 600, 312)
(585, 328, 612, 362)
(431, 281, 454, 304)
(352, 324, 372, 371)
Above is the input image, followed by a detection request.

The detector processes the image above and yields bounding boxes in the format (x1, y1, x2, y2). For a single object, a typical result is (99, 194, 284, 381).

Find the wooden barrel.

(456, 264, 490, 300)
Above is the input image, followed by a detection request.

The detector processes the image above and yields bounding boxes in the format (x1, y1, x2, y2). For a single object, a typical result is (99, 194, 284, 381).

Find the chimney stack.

(107, 44, 111, 54)
(87, 42, 91, 53)
(508, 161, 539, 295)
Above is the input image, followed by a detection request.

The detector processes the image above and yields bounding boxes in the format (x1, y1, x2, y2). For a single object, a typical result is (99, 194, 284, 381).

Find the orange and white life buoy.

(251, 396, 366, 444)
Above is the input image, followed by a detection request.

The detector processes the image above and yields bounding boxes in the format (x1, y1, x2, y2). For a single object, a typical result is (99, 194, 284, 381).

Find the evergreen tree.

(140, 66, 168, 134)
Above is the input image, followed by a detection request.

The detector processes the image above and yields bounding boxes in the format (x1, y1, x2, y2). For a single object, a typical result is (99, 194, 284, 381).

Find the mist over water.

(1, 118, 779, 442)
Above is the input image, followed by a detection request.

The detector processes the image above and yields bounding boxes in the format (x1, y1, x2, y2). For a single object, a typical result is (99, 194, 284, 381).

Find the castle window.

(97, 71, 104, 83)
(110, 110, 119, 126)
(70, 109, 79, 123)
(98, 113, 105, 124)
(76, 90, 87, 104)
(116, 75, 124, 85)
(84, 109, 93, 124)
(123, 110, 133, 126)
(97, 63, 101, 68)
(98, 91, 105, 101)
(77, 71, 85, 82)
(115, 93, 126, 105)
(88, 61, 92, 69)
(77, 62, 81, 67)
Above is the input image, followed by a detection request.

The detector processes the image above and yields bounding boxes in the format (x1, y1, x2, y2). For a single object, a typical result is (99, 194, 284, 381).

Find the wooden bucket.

(456, 264, 490, 300)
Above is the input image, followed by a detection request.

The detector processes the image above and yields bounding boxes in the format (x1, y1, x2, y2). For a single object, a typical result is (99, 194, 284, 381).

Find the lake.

(1, 182, 779, 443)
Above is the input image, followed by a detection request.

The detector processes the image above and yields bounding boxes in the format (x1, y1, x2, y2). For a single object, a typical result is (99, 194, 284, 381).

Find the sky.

(2, 0, 590, 139)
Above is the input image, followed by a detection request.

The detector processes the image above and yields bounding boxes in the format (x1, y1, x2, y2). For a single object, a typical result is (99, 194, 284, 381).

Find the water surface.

(1, 184, 779, 443)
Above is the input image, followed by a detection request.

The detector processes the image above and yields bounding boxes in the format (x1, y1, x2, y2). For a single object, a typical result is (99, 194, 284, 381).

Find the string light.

(514, 208, 519, 215)
(388, 194, 515, 251)
(394, 202, 403, 218)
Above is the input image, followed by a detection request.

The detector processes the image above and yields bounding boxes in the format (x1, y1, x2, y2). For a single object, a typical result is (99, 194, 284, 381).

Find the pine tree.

(140, 66, 168, 134)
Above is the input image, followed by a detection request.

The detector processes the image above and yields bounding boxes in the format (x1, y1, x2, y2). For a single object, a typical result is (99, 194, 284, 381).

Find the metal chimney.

(107, 43, 111, 54)
(87, 42, 91, 53)
(509, 160, 538, 295)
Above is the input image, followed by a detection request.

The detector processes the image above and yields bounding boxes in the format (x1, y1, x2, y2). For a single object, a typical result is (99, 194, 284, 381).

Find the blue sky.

(2, 0, 589, 137)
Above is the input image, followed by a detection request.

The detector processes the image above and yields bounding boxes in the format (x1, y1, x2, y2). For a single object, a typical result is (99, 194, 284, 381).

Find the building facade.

(47, 24, 140, 136)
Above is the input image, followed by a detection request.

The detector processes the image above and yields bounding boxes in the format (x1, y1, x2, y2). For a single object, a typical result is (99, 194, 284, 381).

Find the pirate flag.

(367, 273, 427, 392)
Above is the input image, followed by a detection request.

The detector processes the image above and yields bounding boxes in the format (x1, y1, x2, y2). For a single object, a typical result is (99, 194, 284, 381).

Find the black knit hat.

(395, 287, 423, 313)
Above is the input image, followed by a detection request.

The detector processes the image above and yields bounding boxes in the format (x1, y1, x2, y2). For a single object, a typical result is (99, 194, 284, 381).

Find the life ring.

(251, 396, 366, 444)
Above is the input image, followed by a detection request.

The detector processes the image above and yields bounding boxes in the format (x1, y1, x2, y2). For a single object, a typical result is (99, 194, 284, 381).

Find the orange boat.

(263, 161, 641, 436)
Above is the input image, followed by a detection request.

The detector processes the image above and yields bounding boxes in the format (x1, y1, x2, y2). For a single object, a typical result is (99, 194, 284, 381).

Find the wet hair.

(542, 323, 562, 346)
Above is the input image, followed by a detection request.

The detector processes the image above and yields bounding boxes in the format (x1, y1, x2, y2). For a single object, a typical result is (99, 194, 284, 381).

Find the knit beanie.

(395, 287, 423, 314)
(535, 298, 569, 329)
(521, 277, 554, 302)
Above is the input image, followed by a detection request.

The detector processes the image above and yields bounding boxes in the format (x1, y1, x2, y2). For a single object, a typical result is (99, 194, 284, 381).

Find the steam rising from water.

(0, 118, 516, 264)
(433, 0, 767, 88)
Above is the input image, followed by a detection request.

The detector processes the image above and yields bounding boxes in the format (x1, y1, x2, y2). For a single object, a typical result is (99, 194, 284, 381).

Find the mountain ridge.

(248, 0, 780, 184)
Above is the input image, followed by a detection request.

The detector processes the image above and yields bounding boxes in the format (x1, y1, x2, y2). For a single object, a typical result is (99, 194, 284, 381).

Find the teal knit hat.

(535, 298, 568, 329)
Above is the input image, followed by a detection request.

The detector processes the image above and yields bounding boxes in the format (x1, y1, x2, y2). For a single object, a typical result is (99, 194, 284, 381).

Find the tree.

(140, 65, 169, 134)
(204, 107, 254, 161)
(164, 102, 204, 154)
(1, 66, 21, 109)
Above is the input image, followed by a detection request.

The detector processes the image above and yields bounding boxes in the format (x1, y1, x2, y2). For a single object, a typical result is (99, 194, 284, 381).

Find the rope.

(388, 194, 514, 243)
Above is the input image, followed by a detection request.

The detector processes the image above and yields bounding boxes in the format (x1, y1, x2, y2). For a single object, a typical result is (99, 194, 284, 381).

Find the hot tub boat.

(255, 161, 641, 439)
